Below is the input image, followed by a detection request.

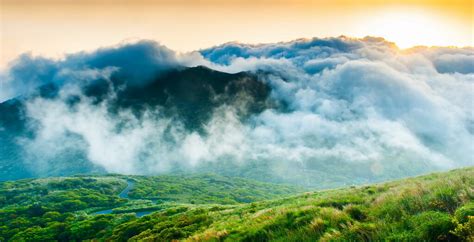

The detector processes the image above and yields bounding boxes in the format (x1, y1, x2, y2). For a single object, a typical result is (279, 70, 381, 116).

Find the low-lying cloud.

(2, 36, 473, 186)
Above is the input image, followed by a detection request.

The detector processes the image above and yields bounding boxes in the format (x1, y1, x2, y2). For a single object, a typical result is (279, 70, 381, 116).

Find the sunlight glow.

(1, 1, 472, 67)
(357, 7, 472, 48)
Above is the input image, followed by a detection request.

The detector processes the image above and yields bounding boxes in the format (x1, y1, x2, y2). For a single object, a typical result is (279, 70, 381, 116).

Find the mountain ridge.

(0, 65, 271, 181)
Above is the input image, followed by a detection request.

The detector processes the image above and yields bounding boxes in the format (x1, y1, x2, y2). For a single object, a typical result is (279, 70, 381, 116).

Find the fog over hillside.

(0, 36, 473, 187)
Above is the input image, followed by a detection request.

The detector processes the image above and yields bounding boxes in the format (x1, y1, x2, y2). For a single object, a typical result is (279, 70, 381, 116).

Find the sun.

(356, 7, 470, 48)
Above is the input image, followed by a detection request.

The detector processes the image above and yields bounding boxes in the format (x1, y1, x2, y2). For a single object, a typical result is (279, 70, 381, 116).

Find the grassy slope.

(1, 168, 473, 241)
(115, 167, 474, 241)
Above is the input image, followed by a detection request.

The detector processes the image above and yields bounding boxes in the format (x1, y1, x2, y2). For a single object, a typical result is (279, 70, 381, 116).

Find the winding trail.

(118, 180, 134, 199)
(93, 179, 154, 217)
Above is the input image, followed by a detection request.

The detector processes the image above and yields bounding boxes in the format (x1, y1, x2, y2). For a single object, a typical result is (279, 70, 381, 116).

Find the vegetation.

(128, 174, 298, 204)
(0, 168, 473, 241)
(0, 174, 299, 241)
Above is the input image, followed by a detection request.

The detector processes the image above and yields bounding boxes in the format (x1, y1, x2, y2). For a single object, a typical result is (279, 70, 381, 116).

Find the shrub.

(454, 202, 474, 223)
(450, 203, 474, 241)
(318, 207, 351, 229)
(451, 216, 473, 241)
(344, 205, 366, 221)
(308, 217, 326, 234)
(341, 222, 378, 241)
(430, 187, 460, 213)
(410, 211, 455, 241)
(319, 229, 342, 242)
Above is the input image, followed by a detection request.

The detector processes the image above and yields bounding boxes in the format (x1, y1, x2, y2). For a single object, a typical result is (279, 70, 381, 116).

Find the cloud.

(195, 36, 474, 170)
(0, 40, 178, 102)
(21, 84, 181, 174)
(0, 55, 57, 102)
(433, 53, 474, 74)
(3, 36, 473, 186)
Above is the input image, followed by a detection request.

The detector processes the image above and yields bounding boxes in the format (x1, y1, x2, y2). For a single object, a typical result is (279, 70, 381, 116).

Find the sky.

(0, 0, 473, 68)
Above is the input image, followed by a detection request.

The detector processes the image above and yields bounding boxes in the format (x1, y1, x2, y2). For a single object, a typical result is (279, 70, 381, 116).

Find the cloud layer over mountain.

(1, 36, 473, 186)
(0, 41, 179, 102)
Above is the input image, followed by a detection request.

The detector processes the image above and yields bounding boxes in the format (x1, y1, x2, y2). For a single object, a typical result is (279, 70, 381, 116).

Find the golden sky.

(1, 0, 473, 68)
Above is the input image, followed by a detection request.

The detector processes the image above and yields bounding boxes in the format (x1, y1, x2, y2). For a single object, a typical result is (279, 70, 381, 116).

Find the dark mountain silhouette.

(0, 66, 271, 181)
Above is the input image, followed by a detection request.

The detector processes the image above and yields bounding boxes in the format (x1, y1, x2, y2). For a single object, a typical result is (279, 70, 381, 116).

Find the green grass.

(127, 173, 300, 204)
(0, 168, 473, 241)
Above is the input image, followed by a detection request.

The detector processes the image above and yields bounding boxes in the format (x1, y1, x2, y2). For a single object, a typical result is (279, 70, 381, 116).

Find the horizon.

(1, 35, 472, 71)
(1, 0, 472, 68)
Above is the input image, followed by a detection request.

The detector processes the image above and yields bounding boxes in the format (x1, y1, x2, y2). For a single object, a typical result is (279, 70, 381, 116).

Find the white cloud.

(5, 36, 473, 185)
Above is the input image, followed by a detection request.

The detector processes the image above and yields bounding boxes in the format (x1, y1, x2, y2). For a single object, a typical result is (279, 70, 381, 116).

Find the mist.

(1, 36, 473, 186)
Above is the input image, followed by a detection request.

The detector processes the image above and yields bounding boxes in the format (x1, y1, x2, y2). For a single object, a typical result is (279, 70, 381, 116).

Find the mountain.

(0, 64, 437, 188)
(0, 167, 472, 241)
(0, 66, 271, 181)
(2, 38, 472, 190)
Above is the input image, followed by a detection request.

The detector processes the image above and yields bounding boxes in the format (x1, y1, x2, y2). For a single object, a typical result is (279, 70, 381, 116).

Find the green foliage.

(0, 177, 127, 241)
(124, 210, 213, 241)
(409, 211, 455, 241)
(0, 174, 299, 241)
(454, 202, 474, 223)
(0, 167, 472, 241)
(451, 203, 474, 241)
(430, 186, 461, 213)
(343, 204, 366, 221)
(128, 173, 299, 204)
(68, 215, 115, 240)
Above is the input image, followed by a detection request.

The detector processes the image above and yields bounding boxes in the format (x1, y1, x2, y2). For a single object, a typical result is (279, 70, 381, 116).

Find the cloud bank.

(0, 41, 179, 102)
(1, 36, 473, 186)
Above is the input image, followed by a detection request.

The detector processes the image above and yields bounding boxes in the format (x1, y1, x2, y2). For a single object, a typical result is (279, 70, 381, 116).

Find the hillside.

(1, 168, 473, 241)
(0, 174, 300, 241)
